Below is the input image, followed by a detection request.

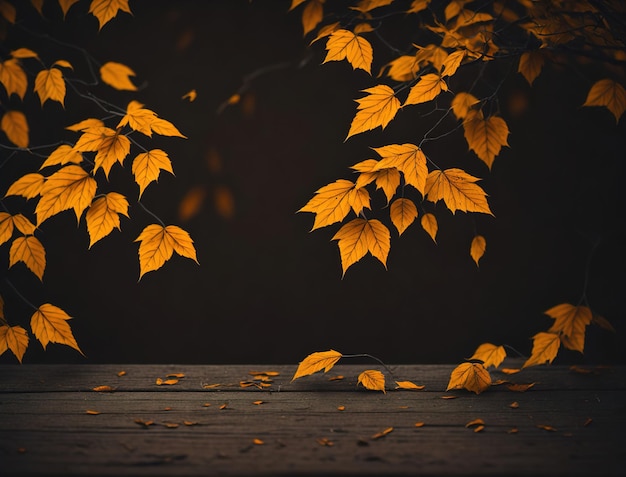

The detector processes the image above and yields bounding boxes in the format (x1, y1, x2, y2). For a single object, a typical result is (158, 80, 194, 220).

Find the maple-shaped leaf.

(135, 224, 199, 279)
(1, 110, 28, 148)
(0, 325, 29, 363)
(523, 332, 561, 368)
(100, 61, 137, 90)
(66, 118, 105, 131)
(346, 85, 400, 139)
(451, 92, 479, 120)
(447, 362, 492, 394)
(35, 165, 97, 225)
(86, 192, 129, 247)
(5, 173, 45, 199)
(31, 303, 83, 355)
(117, 100, 157, 136)
(470, 235, 486, 266)
(9, 236, 46, 280)
(518, 50, 544, 85)
(421, 212, 437, 243)
(89, 0, 132, 30)
(390, 198, 418, 235)
(292, 349, 342, 380)
(545, 303, 592, 353)
(323, 29, 373, 74)
(463, 110, 509, 169)
(132, 149, 174, 198)
(0, 58, 28, 99)
(583, 79, 626, 123)
(404, 73, 448, 106)
(425, 168, 493, 215)
(469, 343, 506, 368)
(34, 68, 66, 106)
(73, 126, 131, 178)
(40, 144, 83, 169)
(332, 218, 390, 276)
(358, 369, 386, 393)
(299, 179, 355, 230)
(373, 143, 427, 195)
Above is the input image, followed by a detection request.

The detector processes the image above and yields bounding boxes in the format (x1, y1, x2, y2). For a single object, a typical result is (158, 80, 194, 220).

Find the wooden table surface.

(1, 363, 624, 476)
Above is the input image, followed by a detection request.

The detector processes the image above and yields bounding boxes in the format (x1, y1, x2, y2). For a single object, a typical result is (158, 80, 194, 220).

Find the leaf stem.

(3, 278, 38, 311)
(341, 353, 394, 378)
(136, 201, 165, 227)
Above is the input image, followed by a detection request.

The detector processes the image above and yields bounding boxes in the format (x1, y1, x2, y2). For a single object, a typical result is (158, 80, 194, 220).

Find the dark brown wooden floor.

(1, 363, 625, 476)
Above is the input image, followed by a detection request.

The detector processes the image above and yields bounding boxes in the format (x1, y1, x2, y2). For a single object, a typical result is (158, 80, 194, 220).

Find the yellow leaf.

(332, 218, 390, 276)
(134, 224, 199, 279)
(383, 55, 420, 82)
(66, 118, 104, 131)
(9, 236, 46, 280)
(441, 50, 465, 77)
(301, 0, 323, 36)
(395, 380, 425, 390)
(583, 79, 626, 123)
(5, 173, 45, 199)
(117, 101, 157, 136)
(470, 234, 486, 266)
(132, 149, 174, 198)
(518, 50, 544, 85)
(73, 126, 131, 178)
(523, 332, 561, 368)
(58, 0, 80, 17)
(0, 58, 28, 99)
(34, 68, 66, 106)
(149, 117, 186, 138)
(0, 212, 12, 246)
(52, 60, 73, 70)
(451, 92, 479, 120)
(181, 89, 197, 102)
(463, 110, 509, 169)
(1, 110, 29, 148)
(35, 165, 97, 225)
(404, 73, 448, 106)
(446, 362, 491, 394)
(31, 304, 82, 354)
(309, 21, 340, 44)
(10, 48, 38, 59)
(86, 192, 129, 247)
(468, 343, 506, 368)
(100, 61, 137, 90)
(11, 214, 36, 235)
(372, 168, 401, 203)
(420, 212, 437, 243)
(40, 144, 83, 169)
(346, 85, 400, 139)
(292, 349, 342, 380)
(323, 29, 373, 74)
(348, 187, 370, 216)
(545, 303, 592, 353)
(425, 168, 493, 215)
(373, 143, 427, 195)
(357, 369, 386, 393)
(89, 0, 132, 29)
(390, 198, 418, 235)
(298, 179, 354, 231)
(0, 325, 29, 363)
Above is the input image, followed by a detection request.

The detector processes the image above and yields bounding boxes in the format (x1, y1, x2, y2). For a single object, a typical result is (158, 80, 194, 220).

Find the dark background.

(1, 0, 624, 365)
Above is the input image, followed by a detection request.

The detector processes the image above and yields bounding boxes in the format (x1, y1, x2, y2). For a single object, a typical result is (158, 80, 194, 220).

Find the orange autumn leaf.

(357, 369, 386, 393)
(447, 362, 492, 394)
(451, 92, 480, 120)
(324, 29, 373, 74)
(371, 427, 393, 439)
(404, 73, 448, 106)
(31, 303, 83, 354)
(583, 78, 626, 123)
(86, 192, 129, 248)
(40, 144, 83, 169)
(463, 110, 509, 169)
(35, 165, 97, 225)
(9, 236, 46, 280)
(469, 343, 506, 368)
(420, 212, 437, 243)
(372, 143, 427, 195)
(92, 385, 114, 392)
(470, 235, 486, 266)
(34, 68, 66, 106)
(425, 168, 493, 215)
(73, 126, 131, 178)
(545, 303, 592, 353)
(0, 325, 29, 363)
(10, 47, 37, 59)
(346, 85, 400, 139)
(5, 173, 45, 200)
(390, 198, 418, 235)
(1, 110, 29, 148)
(523, 332, 561, 368)
(518, 50, 545, 85)
(66, 118, 104, 132)
(135, 224, 199, 279)
(395, 380, 425, 390)
(292, 349, 342, 380)
(89, 0, 132, 30)
(506, 382, 535, 392)
(0, 58, 28, 99)
(465, 418, 485, 428)
(441, 49, 465, 77)
(100, 61, 137, 90)
(132, 149, 174, 198)
(182, 89, 197, 102)
(332, 218, 390, 276)
(299, 179, 354, 230)
(0, 213, 36, 241)
(301, 0, 323, 36)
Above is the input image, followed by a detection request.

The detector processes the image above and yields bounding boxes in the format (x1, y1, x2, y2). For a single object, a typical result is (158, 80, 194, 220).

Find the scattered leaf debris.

(507, 382, 535, 392)
(117, 370, 127, 377)
(92, 385, 114, 392)
(395, 380, 425, 390)
(317, 437, 334, 446)
(371, 427, 393, 439)
(85, 410, 100, 415)
(509, 401, 520, 409)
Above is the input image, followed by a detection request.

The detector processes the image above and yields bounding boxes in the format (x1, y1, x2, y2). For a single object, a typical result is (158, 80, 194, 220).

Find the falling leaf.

(451, 92, 480, 120)
(395, 380, 425, 390)
(468, 343, 506, 368)
(506, 383, 535, 392)
(523, 332, 561, 368)
(40, 145, 83, 169)
(404, 73, 448, 106)
(182, 89, 197, 102)
(420, 213, 438, 242)
(132, 149, 174, 198)
(357, 369, 386, 392)
(292, 349, 342, 380)
(34, 68, 66, 106)
(323, 29, 373, 74)
(518, 50, 545, 85)
(463, 110, 509, 169)
(1, 110, 29, 148)
(425, 168, 493, 215)
(9, 236, 46, 280)
(332, 218, 390, 276)
(100, 61, 137, 90)
(470, 235, 486, 266)
(73, 126, 131, 178)
(0, 325, 29, 363)
(31, 304, 83, 354)
(583, 78, 626, 122)
(545, 303, 592, 353)
(92, 385, 114, 392)
(0, 59, 28, 99)
(135, 224, 199, 279)
(86, 192, 129, 248)
(447, 362, 492, 394)
(89, 0, 132, 30)
(86, 410, 101, 415)
(372, 143, 427, 195)
(346, 85, 400, 139)
(371, 427, 393, 439)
